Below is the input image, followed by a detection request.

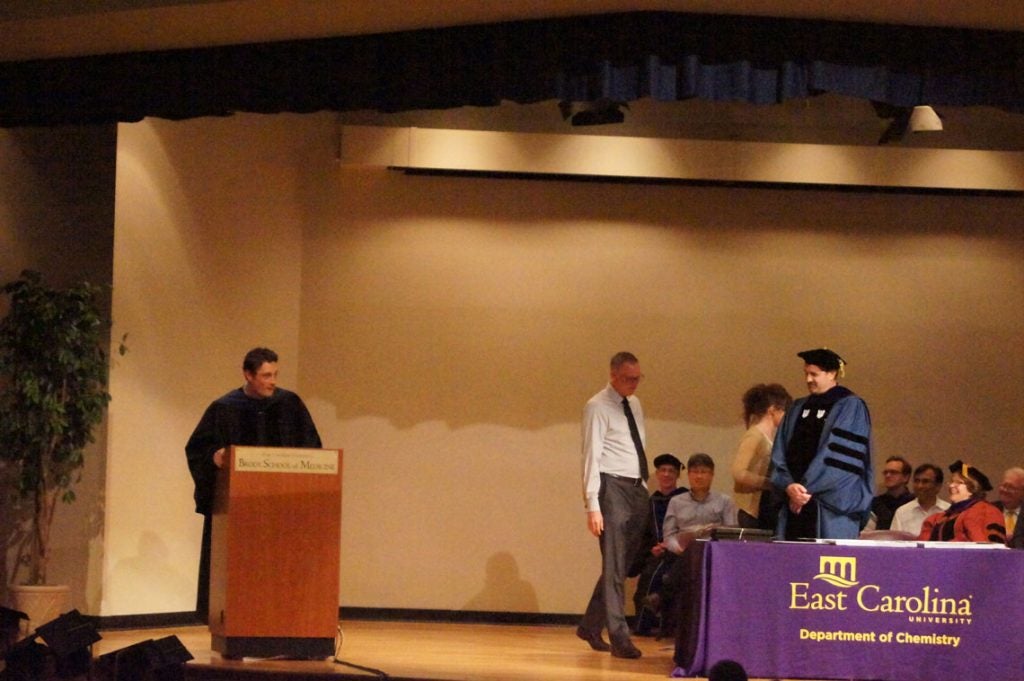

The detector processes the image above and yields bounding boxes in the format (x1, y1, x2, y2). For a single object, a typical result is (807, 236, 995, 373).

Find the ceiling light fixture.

(558, 99, 628, 126)
(908, 105, 943, 133)
(874, 102, 943, 144)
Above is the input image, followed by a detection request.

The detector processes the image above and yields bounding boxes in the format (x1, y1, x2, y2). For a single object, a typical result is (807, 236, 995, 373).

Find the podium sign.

(209, 446, 342, 658)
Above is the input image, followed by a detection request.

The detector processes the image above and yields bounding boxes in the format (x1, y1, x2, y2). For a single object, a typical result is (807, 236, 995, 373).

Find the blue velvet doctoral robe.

(770, 386, 873, 539)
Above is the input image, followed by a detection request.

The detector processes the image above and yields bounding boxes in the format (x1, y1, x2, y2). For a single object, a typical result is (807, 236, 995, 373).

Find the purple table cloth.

(674, 540, 1024, 681)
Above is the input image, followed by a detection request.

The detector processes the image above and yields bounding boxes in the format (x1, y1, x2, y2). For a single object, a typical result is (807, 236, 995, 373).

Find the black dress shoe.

(576, 626, 612, 652)
(611, 642, 643, 659)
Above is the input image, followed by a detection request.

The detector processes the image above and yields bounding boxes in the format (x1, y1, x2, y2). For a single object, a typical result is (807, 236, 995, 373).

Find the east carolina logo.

(813, 556, 858, 588)
(791, 555, 973, 618)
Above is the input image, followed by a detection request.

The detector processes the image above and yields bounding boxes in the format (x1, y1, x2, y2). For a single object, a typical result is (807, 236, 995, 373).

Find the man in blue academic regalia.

(770, 348, 873, 540)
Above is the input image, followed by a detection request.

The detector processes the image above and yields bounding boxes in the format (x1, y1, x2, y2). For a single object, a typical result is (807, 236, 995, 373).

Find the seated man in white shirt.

(662, 453, 739, 550)
(890, 463, 949, 537)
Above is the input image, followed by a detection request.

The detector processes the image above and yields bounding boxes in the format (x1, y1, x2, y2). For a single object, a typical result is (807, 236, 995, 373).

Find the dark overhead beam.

(0, 11, 1021, 127)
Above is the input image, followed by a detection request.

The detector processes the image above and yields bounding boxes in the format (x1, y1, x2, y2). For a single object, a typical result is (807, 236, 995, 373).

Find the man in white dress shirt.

(577, 352, 650, 659)
(890, 463, 949, 537)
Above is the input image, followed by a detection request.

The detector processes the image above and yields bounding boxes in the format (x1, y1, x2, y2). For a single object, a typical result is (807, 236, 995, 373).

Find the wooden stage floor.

(94, 619, 822, 681)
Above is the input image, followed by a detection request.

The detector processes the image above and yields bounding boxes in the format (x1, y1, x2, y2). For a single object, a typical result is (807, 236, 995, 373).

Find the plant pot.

(6, 584, 72, 639)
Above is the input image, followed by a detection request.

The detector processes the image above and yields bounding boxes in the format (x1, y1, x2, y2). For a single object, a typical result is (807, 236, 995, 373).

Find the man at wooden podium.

(185, 347, 322, 623)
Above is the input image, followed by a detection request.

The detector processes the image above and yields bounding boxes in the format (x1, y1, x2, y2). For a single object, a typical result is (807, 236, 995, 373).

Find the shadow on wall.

(463, 551, 539, 613)
(107, 531, 193, 612)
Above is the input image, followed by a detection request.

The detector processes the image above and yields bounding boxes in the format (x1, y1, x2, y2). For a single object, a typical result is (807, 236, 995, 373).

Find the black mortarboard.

(949, 460, 993, 492)
(653, 453, 682, 470)
(797, 348, 845, 374)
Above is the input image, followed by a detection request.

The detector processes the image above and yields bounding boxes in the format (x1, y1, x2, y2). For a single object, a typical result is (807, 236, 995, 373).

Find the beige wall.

(105, 114, 323, 615)
(103, 112, 1024, 617)
(0, 126, 115, 293)
(0, 124, 115, 609)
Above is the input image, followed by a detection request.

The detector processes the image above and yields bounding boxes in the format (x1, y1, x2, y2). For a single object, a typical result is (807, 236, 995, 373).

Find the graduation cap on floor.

(96, 635, 193, 681)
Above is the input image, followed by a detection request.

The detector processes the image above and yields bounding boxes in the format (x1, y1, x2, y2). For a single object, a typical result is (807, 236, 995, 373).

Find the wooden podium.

(209, 446, 342, 658)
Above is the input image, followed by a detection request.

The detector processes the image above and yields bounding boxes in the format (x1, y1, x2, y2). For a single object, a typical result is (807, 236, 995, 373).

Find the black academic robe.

(185, 387, 322, 515)
(185, 386, 321, 621)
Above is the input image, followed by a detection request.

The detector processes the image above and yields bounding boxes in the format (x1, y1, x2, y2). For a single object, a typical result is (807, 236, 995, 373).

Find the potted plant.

(0, 270, 116, 625)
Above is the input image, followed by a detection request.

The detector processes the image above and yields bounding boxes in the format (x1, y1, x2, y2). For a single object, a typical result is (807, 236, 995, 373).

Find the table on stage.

(673, 539, 1024, 681)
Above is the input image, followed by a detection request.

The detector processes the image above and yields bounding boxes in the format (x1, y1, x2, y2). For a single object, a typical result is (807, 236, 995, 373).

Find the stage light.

(96, 634, 193, 681)
(874, 101, 943, 144)
(875, 105, 910, 144)
(35, 609, 102, 678)
(35, 609, 102, 657)
(1, 608, 100, 679)
(2, 637, 50, 681)
(0, 606, 28, 655)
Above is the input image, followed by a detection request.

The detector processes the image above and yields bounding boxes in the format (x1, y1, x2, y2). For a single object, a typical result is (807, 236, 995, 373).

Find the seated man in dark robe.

(630, 453, 687, 635)
(869, 455, 914, 530)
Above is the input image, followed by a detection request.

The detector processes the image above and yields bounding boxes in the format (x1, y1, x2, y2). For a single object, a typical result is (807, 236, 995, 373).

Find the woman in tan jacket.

(731, 383, 791, 529)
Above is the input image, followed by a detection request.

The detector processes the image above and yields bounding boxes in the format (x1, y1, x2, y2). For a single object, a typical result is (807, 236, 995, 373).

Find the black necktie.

(622, 397, 649, 481)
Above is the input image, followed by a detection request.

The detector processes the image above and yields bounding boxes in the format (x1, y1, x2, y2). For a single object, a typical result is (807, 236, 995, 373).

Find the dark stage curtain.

(0, 11, 1021, 127)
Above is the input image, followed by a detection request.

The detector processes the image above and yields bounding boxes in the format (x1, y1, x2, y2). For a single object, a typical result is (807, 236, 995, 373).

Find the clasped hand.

(786, 482, 812, 514)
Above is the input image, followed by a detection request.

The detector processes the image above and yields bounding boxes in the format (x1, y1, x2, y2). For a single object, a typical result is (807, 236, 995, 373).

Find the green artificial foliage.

(0, 270, 112, 585)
